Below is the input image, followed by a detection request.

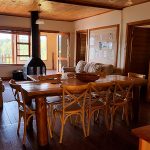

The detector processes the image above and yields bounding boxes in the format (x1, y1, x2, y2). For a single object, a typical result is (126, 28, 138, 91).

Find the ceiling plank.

(47, 0, 122, 10)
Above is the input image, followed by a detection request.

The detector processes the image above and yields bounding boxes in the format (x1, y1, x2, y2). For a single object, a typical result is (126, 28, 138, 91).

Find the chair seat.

(55, 103, 81, 113)
(46, 96, 62, 105)
(19, 101, 36, 113)
(91, 100, 106, 108)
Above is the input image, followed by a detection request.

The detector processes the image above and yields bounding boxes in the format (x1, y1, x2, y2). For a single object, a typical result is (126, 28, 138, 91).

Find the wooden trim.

(0, 26, 30, 32)
(124, 19, 150, 74)
(116, 24, 120, 67)
(74, 10, 113, 22)
(47, 0, 122, 10)
(122, 0, 150, 9)
(40, 29, 60, 33)
(127, 19, 150, 26)
(0, 64, 23, 66)
(89, 24, 120, 31)
(76, 29, 88, 64)
(89, 24, 119, 67)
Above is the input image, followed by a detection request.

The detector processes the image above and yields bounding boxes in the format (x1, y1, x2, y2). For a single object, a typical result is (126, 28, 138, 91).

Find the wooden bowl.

(76, 73, 100, 82)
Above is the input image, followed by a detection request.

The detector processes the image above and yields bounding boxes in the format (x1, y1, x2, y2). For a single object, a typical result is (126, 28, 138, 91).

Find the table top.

(132, 125, 150, 142)
(21, 75, 147, 98)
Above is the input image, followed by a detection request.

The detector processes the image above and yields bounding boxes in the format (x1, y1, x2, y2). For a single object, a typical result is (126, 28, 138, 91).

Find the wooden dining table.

(21, 75, 147, 146)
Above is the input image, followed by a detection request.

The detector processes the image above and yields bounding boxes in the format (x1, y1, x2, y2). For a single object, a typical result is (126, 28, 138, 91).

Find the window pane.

(0, 33, 12, 64)
(17, 44, 29, 55)
(17, 35, 29, 43)
(40, 36, 47, 60)
(17, 56, 29, 64)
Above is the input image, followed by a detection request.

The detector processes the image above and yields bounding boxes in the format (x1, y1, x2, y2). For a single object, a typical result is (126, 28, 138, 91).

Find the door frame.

(76, 29, 88, 64)
(57, 32, 70, 72)
(124, 19, 150, 75)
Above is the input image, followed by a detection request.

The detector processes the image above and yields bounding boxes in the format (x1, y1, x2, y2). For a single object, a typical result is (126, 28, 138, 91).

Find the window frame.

(40, 35, 48, 61)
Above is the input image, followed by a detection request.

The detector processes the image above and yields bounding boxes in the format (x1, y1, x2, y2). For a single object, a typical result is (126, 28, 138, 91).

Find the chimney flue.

(31, 11, 40, 58)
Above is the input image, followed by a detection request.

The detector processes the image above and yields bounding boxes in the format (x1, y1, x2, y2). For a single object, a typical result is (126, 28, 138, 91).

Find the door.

(57, 33, 69, 72)
(125, 27, 150, 78)
(76, 30, 87, 64)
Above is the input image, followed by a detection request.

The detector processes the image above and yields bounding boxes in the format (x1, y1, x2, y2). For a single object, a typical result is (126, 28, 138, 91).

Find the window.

(0, 31, 30, 64)
(40, 35, 47, 60)
(0, 33, 13, 64)
(16, 34, 30, 63)
(0, 30, 48, 64)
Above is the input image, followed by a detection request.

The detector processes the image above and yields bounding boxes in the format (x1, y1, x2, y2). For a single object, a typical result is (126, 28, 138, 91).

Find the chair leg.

(87, 113, 91, 137)
(47, 116, 53, 139)
(17, 112, 22, 135)
(59, 117, 64, 144)
(104, 109, 109, 130)
(110, 108, 115, 131)
(22, 116, 27, 145)
(122, 106, 125, 120)
(81, 113, 86, 137)
(124, 105, 129, 126)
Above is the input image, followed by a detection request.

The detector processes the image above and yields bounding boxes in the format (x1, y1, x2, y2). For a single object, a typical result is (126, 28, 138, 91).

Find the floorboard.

(0, 100, 150, 150)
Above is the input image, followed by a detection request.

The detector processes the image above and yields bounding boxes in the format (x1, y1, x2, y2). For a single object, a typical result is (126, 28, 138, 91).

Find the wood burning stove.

(23, 11, 46, 79)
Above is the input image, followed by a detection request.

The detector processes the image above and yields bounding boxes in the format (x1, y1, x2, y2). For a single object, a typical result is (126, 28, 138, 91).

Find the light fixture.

(35, 18, 44, 25)
(35, 4, 45, 25)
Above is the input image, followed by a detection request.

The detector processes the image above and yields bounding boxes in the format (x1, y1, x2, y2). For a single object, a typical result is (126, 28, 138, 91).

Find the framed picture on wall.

(89, 25, 119, 66)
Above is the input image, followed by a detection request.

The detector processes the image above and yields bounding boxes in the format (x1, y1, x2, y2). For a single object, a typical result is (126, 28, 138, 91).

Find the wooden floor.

(0, 101, 150, 150)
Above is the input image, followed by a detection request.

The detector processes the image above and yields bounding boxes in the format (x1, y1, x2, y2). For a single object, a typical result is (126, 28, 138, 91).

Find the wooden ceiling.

(0, 0, 149, 21)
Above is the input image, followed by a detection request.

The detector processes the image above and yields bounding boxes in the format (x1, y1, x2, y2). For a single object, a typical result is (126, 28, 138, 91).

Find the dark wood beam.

(47, 0, 122, 10)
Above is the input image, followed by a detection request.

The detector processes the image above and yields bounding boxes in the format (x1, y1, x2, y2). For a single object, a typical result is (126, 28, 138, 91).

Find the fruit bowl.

(76, 73, 100, 82)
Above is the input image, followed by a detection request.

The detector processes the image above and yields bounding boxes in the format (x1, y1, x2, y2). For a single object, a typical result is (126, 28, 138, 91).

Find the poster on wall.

(89, 25, 119, 66)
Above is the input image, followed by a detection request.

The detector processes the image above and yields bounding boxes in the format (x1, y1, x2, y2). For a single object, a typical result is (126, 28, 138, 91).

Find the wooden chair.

(128, 72, 146, 118)
(38, 74, 62, 83)
(87, 82, 114, 136)
(54, 84, 89, 143)
(9, 79, 35, 145)
(128, 72, 146, 79)
(109, 80, 134, 130)
(128, 72, 146, 97)
(0, 78, 4, 108)
(38, 74, 62, 138)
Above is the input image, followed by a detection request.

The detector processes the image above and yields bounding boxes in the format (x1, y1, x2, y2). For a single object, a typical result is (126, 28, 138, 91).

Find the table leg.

(36, 97, 48, 146)
(132, 86, 140, 123)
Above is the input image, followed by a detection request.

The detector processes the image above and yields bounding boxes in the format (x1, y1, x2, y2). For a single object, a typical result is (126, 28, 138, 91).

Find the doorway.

(57, 33, 70, 72)
(40, 31, 70, 72)
(125, 21, 150, 78)
(76, 30, 88, 64)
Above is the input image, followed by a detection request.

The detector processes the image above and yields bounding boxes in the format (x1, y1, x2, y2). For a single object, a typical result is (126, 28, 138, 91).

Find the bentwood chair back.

(9, 79, 35, 145)
(110, 80, 134, 130)
(54, 84, 89, 143)
(87, 81, 114, 136)
(38, 74, 62, 83)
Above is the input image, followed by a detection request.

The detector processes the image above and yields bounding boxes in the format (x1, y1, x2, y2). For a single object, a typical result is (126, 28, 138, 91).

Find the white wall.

(0, 65, 23, 78)
(0, 15, 74, 78)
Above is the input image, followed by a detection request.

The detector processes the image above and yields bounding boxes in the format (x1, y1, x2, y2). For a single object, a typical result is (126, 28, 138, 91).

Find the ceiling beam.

(47, 0, 122, 10)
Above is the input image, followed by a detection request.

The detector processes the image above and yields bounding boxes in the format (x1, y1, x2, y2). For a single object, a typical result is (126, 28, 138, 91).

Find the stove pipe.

(23, 11, 46, 79)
